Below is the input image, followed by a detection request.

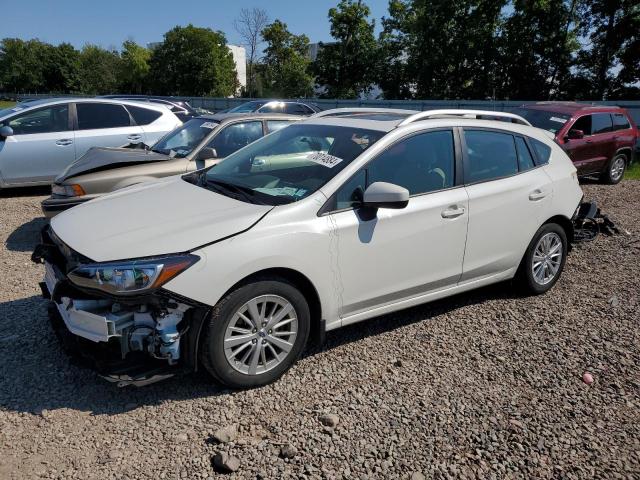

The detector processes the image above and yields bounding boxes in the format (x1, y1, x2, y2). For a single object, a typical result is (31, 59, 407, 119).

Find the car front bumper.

(32, 226, 209, 386)
(41, 195, 97, 218)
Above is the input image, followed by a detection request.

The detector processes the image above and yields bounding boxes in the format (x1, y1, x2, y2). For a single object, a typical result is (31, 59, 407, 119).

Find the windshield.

(228, 101, 264, 113)
(199, 123, 383, 205)
(152, 118, 219, 157)
(514, 108, 571, 134)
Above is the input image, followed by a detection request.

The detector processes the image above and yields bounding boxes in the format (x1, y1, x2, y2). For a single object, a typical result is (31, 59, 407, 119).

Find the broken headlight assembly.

(52, 183, 86, 197)
(67, 254, 199, 295)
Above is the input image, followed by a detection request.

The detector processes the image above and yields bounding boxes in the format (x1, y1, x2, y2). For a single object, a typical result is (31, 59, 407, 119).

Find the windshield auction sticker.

(200, 122, 217, 129)
(549, 117, 568, 124)
(306, 152, 343, 168)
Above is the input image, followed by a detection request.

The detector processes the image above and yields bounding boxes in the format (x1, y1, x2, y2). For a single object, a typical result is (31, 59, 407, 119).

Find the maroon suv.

(514, 102, 638, 184)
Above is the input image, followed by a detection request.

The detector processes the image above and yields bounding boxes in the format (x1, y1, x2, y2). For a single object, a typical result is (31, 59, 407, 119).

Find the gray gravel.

(1, 182, 639, 479)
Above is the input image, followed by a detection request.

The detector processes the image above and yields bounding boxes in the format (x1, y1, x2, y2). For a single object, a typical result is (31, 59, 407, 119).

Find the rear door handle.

(55, 139, 73, 146)
(529, 189, 547, 201)
(127, 134, 142, 141)
(441, 206, 466, 219)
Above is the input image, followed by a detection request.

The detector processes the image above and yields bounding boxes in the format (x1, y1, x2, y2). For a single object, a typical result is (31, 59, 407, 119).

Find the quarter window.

(612, 113, 631, 131)
(464, 130, 518, 183)
(530, 139, 552, 165)
(592, 113, 613, 134)
(127, 105, 162, 126)
(3, 105, 70, 135)
(76, 103, 131, 130)
(208, 121, 263, 157)
(515, 137, 535, 171)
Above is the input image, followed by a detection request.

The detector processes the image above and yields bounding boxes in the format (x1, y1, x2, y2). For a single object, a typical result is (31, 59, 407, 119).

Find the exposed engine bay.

(49, 293, 188, 365)
(32, 226, 208, 387)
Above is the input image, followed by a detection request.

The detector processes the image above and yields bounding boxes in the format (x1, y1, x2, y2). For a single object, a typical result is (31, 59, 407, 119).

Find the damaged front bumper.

(32, 227, 209, 386)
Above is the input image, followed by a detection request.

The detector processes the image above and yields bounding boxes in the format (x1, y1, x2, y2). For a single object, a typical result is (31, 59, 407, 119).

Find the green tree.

(78, 44, 121, 94)
(118, 40, 151, 93)
(572, 0, 640, 99)
(149, 25, 238, 96)
(497, 0, 580, 100)
(313, 0, 378, 98)
(0, 38, 50, 92)
(377, 0, 414, 99)
(44, 42, 81, 93)
(374, 0, 505, 100)
(261, 20, 314, 97)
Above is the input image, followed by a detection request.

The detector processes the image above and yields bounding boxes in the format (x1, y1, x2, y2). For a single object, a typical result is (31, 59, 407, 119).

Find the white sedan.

(33, 108, 584, 388)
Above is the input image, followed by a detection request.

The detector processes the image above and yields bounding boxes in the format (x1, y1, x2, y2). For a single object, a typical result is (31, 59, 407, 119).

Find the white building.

(227, 44, 247, 93)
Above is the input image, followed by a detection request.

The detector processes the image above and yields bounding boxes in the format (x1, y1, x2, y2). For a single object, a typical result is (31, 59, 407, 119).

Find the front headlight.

(67, 254, 199, 295)
(52, 184, 86, 197)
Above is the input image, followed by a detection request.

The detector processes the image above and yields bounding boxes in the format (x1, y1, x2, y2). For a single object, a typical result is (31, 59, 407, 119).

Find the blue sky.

(2, 0, 390, 50)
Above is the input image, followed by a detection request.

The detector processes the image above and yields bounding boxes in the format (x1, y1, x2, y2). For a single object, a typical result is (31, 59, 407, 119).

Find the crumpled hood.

(51, 176, 273, 262)
(57, 147, 170, 182)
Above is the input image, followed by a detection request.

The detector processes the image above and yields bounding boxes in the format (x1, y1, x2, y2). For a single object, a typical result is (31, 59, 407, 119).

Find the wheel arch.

(615, 147, 632, 163)
(543, 214, 574, 246)
(227, 268, 323, 337)
(188, 267, 325, 372)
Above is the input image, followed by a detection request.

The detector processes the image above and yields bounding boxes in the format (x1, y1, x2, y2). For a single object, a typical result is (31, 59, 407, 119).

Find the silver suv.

(0, 98, 182, 188)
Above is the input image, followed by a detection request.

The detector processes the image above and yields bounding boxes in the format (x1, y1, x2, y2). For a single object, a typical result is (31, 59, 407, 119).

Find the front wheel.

(200, 278, 310, 388)
(601, 154, 626, 184)
(517, 223, 568, 295)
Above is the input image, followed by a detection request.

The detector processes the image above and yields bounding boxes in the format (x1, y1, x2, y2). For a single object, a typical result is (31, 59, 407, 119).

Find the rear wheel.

(601, 154, 626, 184)
(200, 278, 310, 388)
(517, 223, 567, 295)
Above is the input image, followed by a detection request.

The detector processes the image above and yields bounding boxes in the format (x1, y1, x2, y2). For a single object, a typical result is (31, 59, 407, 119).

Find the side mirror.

(0, 125, 14, 139)
(197, 147, 217, 160)
(362, 182, 409, 210)
(567, 129, 584, 140)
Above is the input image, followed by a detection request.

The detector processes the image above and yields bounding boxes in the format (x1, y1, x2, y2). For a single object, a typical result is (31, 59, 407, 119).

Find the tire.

(517, 223, 568, 295)
(600, 154, 627, 184)
(200, 277, 310, 388)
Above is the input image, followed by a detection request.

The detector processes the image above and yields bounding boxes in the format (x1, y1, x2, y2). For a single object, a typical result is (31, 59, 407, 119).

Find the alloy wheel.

(223, 295, 298, 375)
(532, 232, 563, 285)
(610, 156, 626, 182)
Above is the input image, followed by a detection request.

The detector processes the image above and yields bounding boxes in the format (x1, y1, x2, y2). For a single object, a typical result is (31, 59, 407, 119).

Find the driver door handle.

(55, 139, 73, 146)
(127, 134, 142, 141)
(441, 206, 466, 219)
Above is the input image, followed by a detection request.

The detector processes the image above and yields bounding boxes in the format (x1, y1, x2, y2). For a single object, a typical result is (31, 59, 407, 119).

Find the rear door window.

(3, 104, 70, 135)
(591, 113, 613, 134)
(612, 113, 631, 131)
(127, 105, 162, 126)
(284, 103, 312, 115)
(76, 103, 132, 130)
(267, 120, 296, 133)
(208, 121, 264, 157)
(464, 130, 518, 183)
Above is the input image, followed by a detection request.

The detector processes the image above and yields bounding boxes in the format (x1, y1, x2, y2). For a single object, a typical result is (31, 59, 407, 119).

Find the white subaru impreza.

(33, 108, 584, 388)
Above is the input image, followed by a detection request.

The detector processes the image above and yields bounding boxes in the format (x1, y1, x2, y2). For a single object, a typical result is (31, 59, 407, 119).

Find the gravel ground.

(0, 182, 639, 480)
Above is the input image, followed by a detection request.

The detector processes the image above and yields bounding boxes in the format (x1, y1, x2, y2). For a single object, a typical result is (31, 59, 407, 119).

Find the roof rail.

(312, 107, 416, 118)
(397, 109, 532, 127)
